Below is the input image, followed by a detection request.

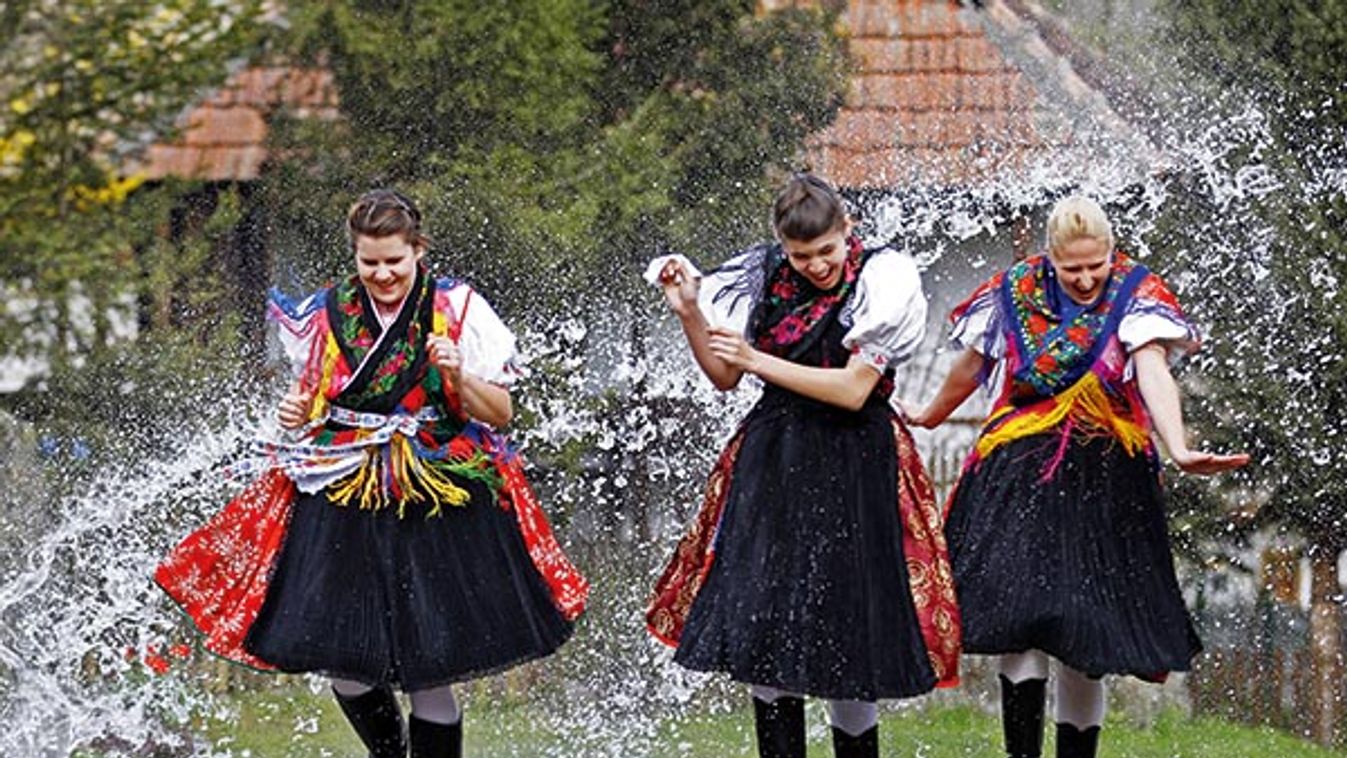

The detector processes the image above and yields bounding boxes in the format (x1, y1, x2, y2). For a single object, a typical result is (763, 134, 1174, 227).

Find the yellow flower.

(153, 7, 183, 26)
(65, 173, 147, 209)
(9, 97, 32, 115)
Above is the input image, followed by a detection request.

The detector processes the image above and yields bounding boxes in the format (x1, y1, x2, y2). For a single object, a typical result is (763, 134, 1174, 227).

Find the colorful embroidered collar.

(1001, 253, 1149, 399)
(749, 235, 865, 361)
(326, 263, 436, 413)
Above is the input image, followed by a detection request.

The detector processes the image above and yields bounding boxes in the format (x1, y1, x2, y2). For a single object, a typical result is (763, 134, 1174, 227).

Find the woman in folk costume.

(906, 196, 1248, 758)
(156, 189, 588, 758)
(644, 173, 961, 758)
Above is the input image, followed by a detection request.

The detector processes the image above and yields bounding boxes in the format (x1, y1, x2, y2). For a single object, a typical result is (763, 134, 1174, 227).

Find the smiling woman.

(906, 195, 1248, 758)
(349, 190, 431, 315)
(356, 237, 421, 311)
(774, 173, 853, 291)
(155, 188, 587, 758)
(1046, 197, 1115, 304)
(645, 173, 960, 758)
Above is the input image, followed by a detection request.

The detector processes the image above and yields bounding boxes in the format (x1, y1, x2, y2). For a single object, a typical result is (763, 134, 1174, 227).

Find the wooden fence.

(1187, 647, 1345, 746)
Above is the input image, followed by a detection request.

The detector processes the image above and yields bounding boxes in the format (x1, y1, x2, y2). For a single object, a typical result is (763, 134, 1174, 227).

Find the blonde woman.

(907, 196, 1246, 758)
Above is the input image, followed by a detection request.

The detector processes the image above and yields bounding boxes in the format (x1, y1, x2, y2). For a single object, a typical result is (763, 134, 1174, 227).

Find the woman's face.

(1049, 236, 1112, 304)
(781, 219, 853, 290)
(355, 234, 424, 308)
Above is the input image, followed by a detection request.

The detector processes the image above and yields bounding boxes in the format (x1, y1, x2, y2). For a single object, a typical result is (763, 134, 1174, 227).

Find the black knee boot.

(831, 724, 879, 758)
(410, 714, 463, 758)
(753, 696, 806, 758)
(1000, 674, 1046, 758)
(1055, 722, 1100, 758)
(333, 686, 407, 758)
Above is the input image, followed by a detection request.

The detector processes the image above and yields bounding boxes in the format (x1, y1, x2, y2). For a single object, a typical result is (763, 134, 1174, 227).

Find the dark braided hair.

(772, 173, 846, 242)
(346, 189, 431, 251)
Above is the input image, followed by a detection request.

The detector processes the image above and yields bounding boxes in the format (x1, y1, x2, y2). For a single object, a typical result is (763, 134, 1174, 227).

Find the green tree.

(1149, 0, 1347, 744)
(0, 0, 265, 387)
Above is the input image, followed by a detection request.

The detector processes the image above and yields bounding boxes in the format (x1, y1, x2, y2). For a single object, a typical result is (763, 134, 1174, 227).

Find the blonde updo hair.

(1046, 196, 1114, 253)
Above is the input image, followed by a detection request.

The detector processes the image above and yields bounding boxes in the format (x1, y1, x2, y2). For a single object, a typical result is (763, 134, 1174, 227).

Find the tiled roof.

(143, 4, 1139, 189)
(807, 0, 1073, 189)
(135, 66, 339, 182)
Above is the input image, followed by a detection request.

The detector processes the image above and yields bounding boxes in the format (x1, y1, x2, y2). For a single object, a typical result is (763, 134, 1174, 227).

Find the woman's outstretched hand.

(707, 326, 760, 372)
(1170, 448, 1251, 475)
(277, 387, 314, 429)
(659, 258, 700, 318)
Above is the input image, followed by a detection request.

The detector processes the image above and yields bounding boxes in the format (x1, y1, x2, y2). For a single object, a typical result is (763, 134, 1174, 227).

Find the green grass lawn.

(177, 688, 1345, 757)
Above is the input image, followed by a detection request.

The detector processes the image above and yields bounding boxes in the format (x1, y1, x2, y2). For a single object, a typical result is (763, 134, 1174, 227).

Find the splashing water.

(1, 24, 1344, 758)
(0, 409, 260, 757)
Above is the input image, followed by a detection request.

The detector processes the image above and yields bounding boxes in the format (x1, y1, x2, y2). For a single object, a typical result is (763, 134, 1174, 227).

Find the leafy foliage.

(0, 0, 266, 382)
(1149, 0, 1347, 548)
(1167, 0, 1347, 130)
(258, 0, 848, 321)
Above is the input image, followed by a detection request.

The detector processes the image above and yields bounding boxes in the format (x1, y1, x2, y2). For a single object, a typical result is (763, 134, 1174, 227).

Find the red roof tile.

(181, 107, 268, 147)
(807, 0, 1068, 189)
(137, 66, 338, 182)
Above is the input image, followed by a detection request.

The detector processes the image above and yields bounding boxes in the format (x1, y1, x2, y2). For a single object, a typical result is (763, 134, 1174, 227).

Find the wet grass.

(174, 687, 1346, 757)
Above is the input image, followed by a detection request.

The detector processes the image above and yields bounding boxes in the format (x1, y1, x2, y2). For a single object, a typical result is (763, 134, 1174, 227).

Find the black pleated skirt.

(243, 478, 573, 691)
(673, 389, 937, 700)
(944, 431, 1202, 678)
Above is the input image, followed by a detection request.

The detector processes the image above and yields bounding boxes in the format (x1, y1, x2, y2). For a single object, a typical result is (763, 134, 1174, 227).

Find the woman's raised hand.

(277, 387, 314, 429)
(659, 258, 700, 318)
(1170, 448, 1251, 476)
(427, 335, 463, 387)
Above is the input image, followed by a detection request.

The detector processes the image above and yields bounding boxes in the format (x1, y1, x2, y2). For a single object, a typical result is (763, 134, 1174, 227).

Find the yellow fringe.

(309, 334, 341, 421)
(432, 306, 448, 339)
(390, 435, 425, 518)
(975, 372, 1151, 460)
(328, 448, 384, 511)
(326, 293, 470, 517)
(403, 439, 471, 518)
(328, 436, 471, 517)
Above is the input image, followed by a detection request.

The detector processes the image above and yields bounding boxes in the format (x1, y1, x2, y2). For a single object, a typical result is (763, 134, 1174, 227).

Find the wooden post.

(1307, 540, 1343, 747)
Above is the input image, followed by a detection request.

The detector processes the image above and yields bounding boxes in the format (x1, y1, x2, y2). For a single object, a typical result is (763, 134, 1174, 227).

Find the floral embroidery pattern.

(1003, 254, 1142, 397)
(750, 236, 864, 358)
(329, 268, 432, 410)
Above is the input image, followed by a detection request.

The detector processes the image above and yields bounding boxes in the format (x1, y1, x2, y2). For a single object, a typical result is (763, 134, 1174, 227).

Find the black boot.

(410, 714, 463, 758)
(753, 696, 806, 758)
(333, 686, 407, 758)
(1000, 674, 1046, 758)
(831, 724, 879, 758)
(1055, 722, 1100, 758)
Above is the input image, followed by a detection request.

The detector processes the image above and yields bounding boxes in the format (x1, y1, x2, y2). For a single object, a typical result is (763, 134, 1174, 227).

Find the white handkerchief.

(642, 254, 703, 287)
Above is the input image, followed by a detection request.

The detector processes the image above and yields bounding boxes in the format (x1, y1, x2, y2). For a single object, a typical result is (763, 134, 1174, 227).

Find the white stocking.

(750, 684, 802, 703)
(826, 699, 878, 737)
(999, 649, 1050, 683)
(1053, 662, 1105, 729)
(330, 677, 375, 698)
(409, 684, 462, 725)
